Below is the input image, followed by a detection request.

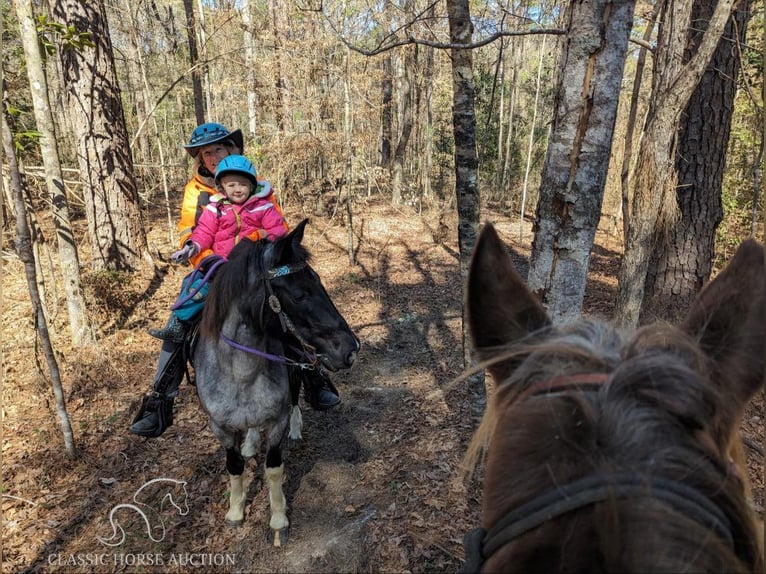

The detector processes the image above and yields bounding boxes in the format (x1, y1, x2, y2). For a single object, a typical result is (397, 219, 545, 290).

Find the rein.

(220, 334, 316, 369)
(220, 260, 318, 369)
(171, 256, 227, 311)
(461, 372, 740, 573)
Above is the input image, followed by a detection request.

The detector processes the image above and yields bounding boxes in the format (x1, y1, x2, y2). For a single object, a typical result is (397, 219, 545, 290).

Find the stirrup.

(129, 393, 174, 438)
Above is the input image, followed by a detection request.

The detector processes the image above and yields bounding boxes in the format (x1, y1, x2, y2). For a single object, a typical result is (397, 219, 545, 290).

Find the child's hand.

(171, 241, 200, 263)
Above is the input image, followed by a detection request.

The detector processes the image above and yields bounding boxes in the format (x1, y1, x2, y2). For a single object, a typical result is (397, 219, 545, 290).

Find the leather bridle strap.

(219, 260, 318, 369)
(462, 472, 735, 572)
(512, 372, 610, 404)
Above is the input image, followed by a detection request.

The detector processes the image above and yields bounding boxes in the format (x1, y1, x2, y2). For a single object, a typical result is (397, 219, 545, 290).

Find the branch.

(338, 28, 565, 57)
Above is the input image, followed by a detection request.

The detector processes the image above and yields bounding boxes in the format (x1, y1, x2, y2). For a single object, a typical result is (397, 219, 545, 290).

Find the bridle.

(461, 372, 744, 573)
(220, 261, 321, 370)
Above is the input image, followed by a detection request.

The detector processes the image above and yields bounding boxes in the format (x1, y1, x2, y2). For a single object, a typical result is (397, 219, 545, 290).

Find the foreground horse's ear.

(467, 222, 550, 382)
(681, 239, 765, 421)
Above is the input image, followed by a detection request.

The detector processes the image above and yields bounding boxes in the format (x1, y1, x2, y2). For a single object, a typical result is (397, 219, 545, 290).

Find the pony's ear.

(681, 239, 764, 426)
(273, 219, 309, 263)
(467, 222, 550, 382)
(289, 219, 309, 245)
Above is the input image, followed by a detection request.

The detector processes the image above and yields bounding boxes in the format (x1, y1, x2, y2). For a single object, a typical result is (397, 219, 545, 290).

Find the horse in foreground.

(194, 220, 359, 545)
(462, 223, 764, 573)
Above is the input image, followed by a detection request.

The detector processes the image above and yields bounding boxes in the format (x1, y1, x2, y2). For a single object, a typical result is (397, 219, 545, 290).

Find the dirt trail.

(2, 202, 762, 573)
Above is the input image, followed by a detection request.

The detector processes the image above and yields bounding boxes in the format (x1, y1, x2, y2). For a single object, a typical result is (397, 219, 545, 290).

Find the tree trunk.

(418, 14, 435, 204)
(243, 0, 258, 142)
(446, 0, 481, 376)
(13, 0, 95, 346)
(526, 0, 636, 323)
(615, 0, 736, 327)
(392, 45, 415, 206)
(343, 47, 356, 266)
(53, 0, 148, 272)
(183, 0, 205, 125)
(380, 53, 393, 169)
(620, 8, 657, 248)
(502, 39, 520, 194)
(640, 0, 749, 323)
(519, 35, 546, 242)
(268, 0, 287, 194)
(2, 108, 76, 457)
(196, 0, 212, 119)
(120, 0, 153, 166)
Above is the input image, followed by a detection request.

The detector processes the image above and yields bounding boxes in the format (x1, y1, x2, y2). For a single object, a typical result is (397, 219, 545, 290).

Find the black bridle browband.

(461, 374, 741, 573)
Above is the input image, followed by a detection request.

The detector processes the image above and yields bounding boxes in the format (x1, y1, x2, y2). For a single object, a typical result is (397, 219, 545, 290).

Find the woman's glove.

(171, 241, 200, 263)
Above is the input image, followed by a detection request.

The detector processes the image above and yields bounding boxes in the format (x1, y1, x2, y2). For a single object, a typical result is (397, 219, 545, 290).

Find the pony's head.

(463, 222, 764, 573)
(201, 219, 359, 371)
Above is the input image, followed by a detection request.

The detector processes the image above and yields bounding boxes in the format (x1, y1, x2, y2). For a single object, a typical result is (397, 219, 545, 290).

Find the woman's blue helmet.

(183, 123, 243, 157)
(215, 155, 258, 188)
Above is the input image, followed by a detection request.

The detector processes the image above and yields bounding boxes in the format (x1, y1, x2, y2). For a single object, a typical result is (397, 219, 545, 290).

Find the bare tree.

(615, 0, 737, 327)
(2, 106, 76, 457)
(641, 0, 751, 323)
(446, 0, 480, 373)
(12, 0, 95, 346)
(52, 0, 148, 271)
(182, 0, 205, 125)
(526, 0, 637, 323)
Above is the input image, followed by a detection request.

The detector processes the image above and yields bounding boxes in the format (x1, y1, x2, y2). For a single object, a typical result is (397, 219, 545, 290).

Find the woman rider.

(130, 125, 340, 438)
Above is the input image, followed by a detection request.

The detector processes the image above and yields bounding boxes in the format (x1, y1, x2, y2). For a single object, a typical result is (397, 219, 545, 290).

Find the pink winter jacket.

(187, 180, 289, 258)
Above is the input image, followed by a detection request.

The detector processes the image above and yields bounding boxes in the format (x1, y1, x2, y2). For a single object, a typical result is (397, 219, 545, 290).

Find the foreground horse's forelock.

(194, 219, 358, 545)
(463, 222, 764, 573)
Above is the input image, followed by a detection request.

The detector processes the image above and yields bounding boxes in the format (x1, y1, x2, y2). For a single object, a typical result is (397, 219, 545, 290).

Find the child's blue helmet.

(215, 155, 258, 188)
(183, 123, 243, 157)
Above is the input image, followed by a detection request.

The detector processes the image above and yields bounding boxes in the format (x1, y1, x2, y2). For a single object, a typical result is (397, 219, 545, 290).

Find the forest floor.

(2, 198, 763, 573)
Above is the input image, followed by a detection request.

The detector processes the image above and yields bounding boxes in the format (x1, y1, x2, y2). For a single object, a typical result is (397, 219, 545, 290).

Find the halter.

(220, 261, 319, 369)
(461, 372, 740, 573)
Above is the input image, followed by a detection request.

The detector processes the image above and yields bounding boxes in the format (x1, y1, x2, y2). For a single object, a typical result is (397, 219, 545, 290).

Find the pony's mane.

(466, 316, 762, 570)
(199, 236, 310, 338)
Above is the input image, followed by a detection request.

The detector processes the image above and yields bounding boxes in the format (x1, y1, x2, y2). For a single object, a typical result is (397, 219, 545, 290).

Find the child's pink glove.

(171, 241, 200, 263)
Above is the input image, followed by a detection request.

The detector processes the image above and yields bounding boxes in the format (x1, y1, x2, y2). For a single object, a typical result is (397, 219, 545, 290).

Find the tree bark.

(53, 0, 148, 271)
(446, 0, 481, 376)
(380, 53, 393, 169)
(620, 8, 657, 248)
(243, 0, 258, 142)
(519, 35, 546, 241)
(2, 107, 76, 457)
(392, 45, 415, 206)
(615, 0, 736, 327)
(527, 0, 637, 323)
(13, 0, 95, 346)
(183, 0, 205, 125)
(640, 0, 750, 323)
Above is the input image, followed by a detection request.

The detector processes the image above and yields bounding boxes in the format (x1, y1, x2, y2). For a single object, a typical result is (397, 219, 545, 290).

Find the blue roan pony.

(194, 219, 359, 546)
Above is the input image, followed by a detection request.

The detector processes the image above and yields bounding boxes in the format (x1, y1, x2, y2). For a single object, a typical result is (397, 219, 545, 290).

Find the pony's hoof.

(225, 518, 243, 529)
(271, 527, 289, 547)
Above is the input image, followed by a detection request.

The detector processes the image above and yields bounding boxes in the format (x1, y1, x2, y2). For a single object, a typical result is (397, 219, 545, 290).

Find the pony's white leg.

(288, 405, 302, 440)
(225, 473, 246, 525)
(241, 428, 261, 458)
(265, 463, 289, 546)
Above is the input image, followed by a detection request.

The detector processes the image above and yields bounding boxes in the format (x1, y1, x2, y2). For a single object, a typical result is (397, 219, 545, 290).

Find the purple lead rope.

(220, 334, 318, 369)
(170, 257, 226, 311)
